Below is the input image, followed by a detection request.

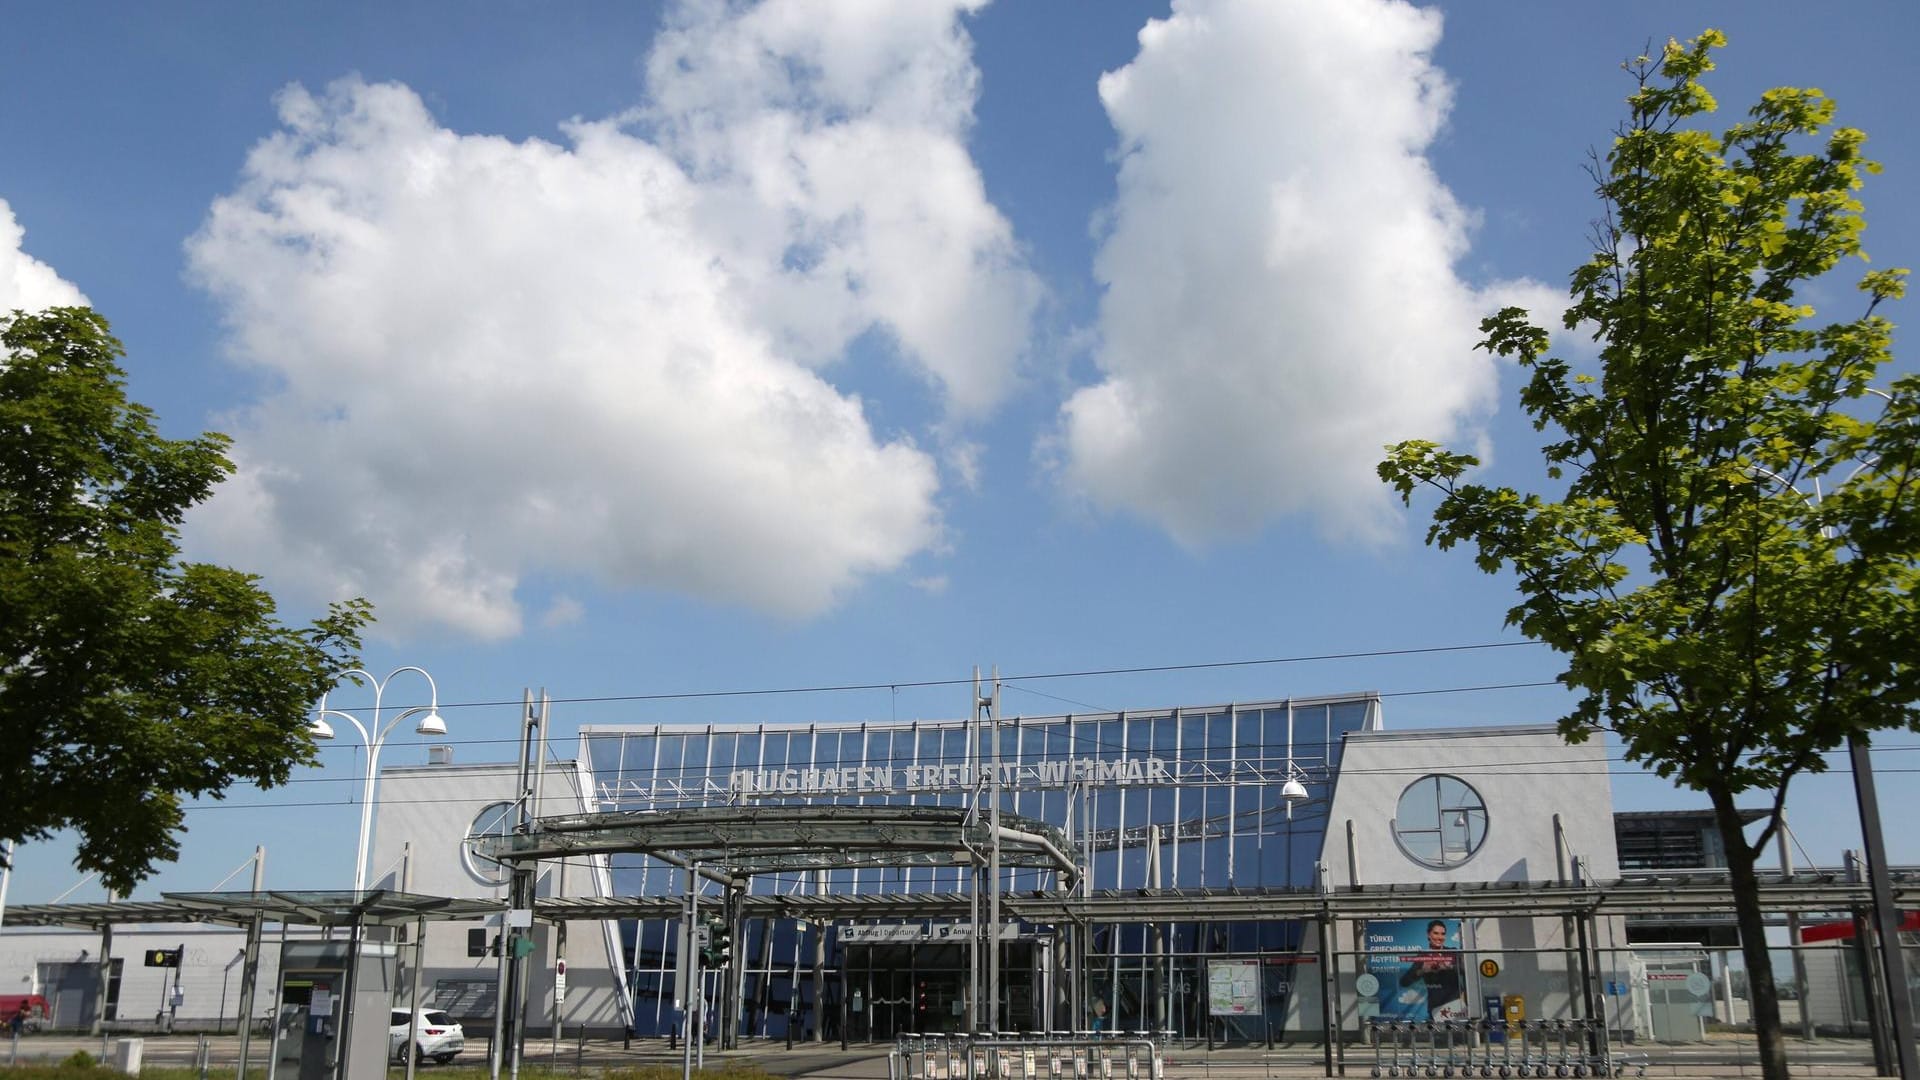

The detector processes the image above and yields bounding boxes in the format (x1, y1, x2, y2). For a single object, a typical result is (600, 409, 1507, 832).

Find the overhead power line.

(184, 763, 1920, 816)
(336, 640, 1551, 715)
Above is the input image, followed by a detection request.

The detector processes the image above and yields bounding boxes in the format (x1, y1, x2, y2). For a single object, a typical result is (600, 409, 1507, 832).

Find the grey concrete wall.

(0, 924, 323, 1031)
(1309, 726, 1622, 1031)
(371, 759, 628, 1034)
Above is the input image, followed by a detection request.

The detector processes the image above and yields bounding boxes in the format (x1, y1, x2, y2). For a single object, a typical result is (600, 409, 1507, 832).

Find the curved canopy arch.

(470, 803, 1078, 886)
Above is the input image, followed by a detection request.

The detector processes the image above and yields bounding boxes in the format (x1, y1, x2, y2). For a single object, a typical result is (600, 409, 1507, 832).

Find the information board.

(1207, 959, 1260, 1016)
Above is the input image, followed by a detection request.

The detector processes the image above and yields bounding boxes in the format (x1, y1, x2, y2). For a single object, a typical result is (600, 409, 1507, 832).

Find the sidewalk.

(4, 1033, 1894, 1079)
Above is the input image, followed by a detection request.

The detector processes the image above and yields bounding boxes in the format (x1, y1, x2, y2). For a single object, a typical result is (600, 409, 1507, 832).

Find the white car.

(390, 1008, 465, 1065)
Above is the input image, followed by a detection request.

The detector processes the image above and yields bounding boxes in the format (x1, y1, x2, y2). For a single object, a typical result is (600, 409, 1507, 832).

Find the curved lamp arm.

(305, 665, 450, 893)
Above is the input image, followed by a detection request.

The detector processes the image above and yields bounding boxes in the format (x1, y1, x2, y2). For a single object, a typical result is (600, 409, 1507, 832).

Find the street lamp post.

(308, 666, 449, 893)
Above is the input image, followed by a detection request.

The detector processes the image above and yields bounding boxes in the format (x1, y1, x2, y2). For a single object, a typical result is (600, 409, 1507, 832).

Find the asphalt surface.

(1, 1032, 1902, 1079)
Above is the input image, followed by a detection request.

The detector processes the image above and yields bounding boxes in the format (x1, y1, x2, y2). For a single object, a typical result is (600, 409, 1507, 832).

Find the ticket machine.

(271, 941, 397, 1080)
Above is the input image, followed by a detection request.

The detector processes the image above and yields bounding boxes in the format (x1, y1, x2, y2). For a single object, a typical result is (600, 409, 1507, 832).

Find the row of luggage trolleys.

(1367, 1019, 1646, 1079)
(890, 1034, 1166, 1080)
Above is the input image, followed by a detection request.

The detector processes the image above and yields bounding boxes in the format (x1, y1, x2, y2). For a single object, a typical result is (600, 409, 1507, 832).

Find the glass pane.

(1396, 778, 1442, 831)
(1399, 829, 1443, 865)
(1394, 774, 1488, 867)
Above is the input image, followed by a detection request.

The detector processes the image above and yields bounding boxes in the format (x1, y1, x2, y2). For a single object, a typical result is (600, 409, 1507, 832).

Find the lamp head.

(1280, 777, 1310, 802)
(414, 709, 448, 737)
(308, 714, 336, 740)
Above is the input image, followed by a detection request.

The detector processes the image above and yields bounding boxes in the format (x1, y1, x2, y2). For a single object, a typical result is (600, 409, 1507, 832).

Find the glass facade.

(579, 693, 1380, 1039)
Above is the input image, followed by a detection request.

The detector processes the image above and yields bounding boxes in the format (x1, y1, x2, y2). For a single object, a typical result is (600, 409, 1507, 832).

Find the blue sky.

(3, 0, 1917, 903)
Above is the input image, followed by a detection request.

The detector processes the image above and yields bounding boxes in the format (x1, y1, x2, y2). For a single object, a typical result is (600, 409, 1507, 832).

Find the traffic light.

(143, 948, 182, 968)
(699, 917, 730, 967)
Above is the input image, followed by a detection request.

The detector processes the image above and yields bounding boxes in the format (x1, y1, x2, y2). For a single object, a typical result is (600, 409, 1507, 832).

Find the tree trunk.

(1711, 786, 1789, 1080)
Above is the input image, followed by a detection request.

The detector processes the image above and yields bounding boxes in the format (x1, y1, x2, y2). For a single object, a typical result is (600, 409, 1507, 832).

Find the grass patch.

(0, 1057, 784, 1080)
(0, 1060, 270, 1068)
(369, 1066, 784, 1080)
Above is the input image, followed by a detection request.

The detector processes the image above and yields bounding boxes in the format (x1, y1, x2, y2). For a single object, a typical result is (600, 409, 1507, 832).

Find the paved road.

(3, 1032, 1897, 1079)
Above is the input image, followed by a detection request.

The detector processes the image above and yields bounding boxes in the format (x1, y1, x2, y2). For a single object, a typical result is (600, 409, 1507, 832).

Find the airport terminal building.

(6, 688, 1843, 1051)
(337, 690, 1638, 1042)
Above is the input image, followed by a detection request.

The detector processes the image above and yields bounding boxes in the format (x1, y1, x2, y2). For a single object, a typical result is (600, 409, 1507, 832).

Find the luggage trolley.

(1537, 1020, 1560, 1078)
(1397, 1022, 1428, 1068)
(1465, 1018, 1495, 1079)
(1437, 1019, 1463, 1078)
(1406, 1022, 1428, 1078)
(1510, 1020, 1539, 1078)
(1534, 1020, 1559, 1079)
(1580, 1018, 1645, 1079)
(1454, 1020, 1479, 1079)
(1371, 1019, 1409, 1079)
(1491, 1017, 1516, 1078)
(1579, 1019, 1608, 1079)
(1547, 1019, 1573, 1078)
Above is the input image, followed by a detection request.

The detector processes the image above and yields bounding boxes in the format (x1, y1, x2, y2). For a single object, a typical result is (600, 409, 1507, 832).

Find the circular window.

(1391, 775, 1488, 869)
(462, 801, 518, 886)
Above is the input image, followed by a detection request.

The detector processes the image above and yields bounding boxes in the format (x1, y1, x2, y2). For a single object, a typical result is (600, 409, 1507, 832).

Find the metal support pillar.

(985, 668, 1002, 1036)
(1573, 856, 1601, 1058)
(93, 902, 115, 1041)
(1848, 851, 1894, 1075)
(406, 915, 426, 1080)
(681, 868, 696, 1080)
(235, 913, 263, 1080)
(1776, 824, 1813, 1041)
(1851, 734, 1917, 1080)
(723, 885, 743, 1050)
(1318, 906, 1336, 1078)
(812, 891, 826, 1043)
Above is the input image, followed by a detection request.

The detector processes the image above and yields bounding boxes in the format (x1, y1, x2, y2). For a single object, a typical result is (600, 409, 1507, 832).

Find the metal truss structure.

(470, 804, 1081, 884)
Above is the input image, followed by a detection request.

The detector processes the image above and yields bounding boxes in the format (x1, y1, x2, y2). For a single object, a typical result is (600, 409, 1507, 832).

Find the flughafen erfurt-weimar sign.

(595, 756, 1195, 803)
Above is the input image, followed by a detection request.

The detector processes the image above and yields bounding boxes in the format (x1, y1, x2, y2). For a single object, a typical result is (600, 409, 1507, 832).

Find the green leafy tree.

(0, 307, 371, 894)
(1379, 32, 1916, 1080)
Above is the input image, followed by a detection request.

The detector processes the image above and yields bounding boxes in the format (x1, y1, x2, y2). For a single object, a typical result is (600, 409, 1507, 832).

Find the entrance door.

(1645, 969, 1708, 1042)
(862, 956, 914, 1040)
(37, 962, 105, 1031)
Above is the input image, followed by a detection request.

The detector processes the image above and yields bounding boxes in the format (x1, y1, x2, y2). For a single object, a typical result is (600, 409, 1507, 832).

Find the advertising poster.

(1363, 918, 1467, 1021)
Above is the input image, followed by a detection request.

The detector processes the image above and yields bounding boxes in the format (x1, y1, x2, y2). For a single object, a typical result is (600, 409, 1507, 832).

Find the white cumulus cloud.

(1056, 0, 1553, 546)
(0, 199, 88, 314)
(186, 0, 1036, 639)
(642, 0, 1036, 415)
